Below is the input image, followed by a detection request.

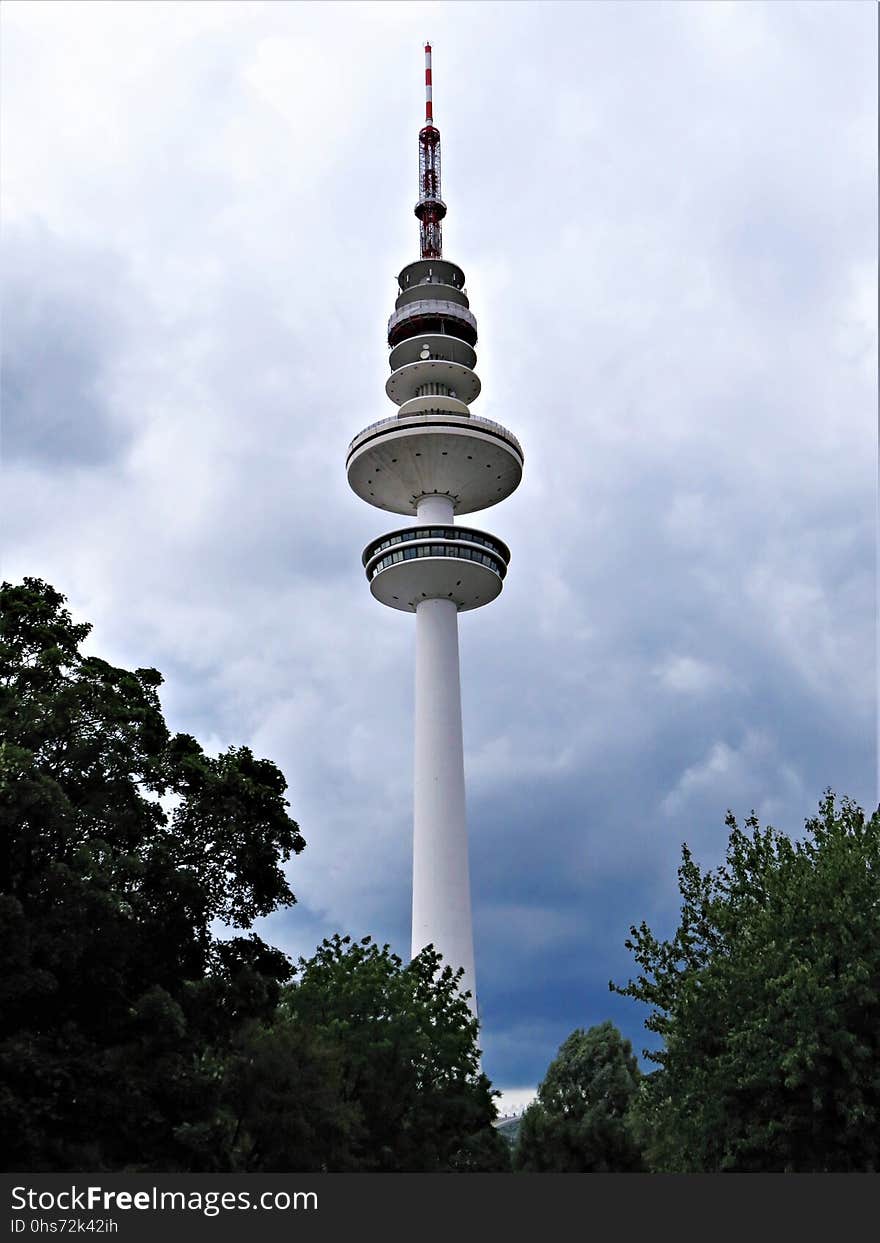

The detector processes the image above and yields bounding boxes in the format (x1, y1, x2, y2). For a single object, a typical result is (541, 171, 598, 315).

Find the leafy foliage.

(0, 578, 304, 1170)
(226, 935, 509, 1172)
(612, 794, 880, 1171)
(1, 580, 503, 1173)
(514, 1022, 643, 1172)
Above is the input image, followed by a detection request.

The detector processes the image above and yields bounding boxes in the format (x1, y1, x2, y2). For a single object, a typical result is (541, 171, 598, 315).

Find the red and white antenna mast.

(415, 42, 446, 259)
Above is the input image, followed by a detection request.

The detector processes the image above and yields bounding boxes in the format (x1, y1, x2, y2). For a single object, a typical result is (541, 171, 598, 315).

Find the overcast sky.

(2, 0, 876, 1100)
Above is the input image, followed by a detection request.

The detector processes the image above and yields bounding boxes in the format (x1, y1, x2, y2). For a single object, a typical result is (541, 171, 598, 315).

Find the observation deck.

(347, 411, 523, 516)
(362, 525, 510, 612)
(397, 259, 465, 291)
(388, 260, 477, 347)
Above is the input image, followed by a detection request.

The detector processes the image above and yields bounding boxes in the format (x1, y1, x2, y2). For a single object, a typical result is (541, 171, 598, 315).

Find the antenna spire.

(424, 41, 433, 124)
(415, 41, 446, 259)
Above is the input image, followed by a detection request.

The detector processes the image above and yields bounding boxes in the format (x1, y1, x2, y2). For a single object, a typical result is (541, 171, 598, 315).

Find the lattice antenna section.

(415, 43, 447, 259)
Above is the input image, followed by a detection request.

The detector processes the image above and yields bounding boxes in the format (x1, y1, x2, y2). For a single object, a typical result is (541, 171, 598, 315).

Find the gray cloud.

(1, 223, 136, 467)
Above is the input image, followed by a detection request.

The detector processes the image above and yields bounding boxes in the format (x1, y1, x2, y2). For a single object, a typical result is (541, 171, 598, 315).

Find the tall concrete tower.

(346, 44, 523, 1014)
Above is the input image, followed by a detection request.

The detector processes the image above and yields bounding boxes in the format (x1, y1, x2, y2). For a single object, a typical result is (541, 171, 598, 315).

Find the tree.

(612, 793, 880, 1172)
(0, 578, 305, 1170)
(225, 934, 509, 1172)
(513, 1022, 643, 1172)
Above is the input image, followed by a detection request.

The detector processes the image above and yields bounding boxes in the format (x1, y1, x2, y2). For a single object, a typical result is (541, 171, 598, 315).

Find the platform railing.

(347, 412, 523, 460)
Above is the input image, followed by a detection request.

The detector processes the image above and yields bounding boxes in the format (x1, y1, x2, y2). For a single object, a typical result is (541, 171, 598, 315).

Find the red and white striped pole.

(424, 42, 433, 124)
(416, 42, 443, 258)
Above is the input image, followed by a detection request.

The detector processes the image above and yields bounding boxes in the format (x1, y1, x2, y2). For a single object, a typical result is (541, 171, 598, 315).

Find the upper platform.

(388, 300, 478, 349)
(397, 259, 465, 293)
(347, 412, 523, 516)
(388, 258, 477, 349)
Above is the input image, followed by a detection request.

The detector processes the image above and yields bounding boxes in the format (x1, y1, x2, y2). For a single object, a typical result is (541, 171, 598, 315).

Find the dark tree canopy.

(613, 793, 880, 1172)
(0, 578, 305, 1170)
(225, 935, 509, 1172)
(514, 1021, 643, 1172)
(1, 579, 506, 1174)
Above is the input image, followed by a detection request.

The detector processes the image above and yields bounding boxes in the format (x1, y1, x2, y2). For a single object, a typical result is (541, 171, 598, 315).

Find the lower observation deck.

(347, 413, 523, 516)
(363, 525, 510, 613)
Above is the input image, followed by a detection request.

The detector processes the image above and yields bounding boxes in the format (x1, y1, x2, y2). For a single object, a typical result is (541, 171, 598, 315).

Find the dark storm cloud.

(1, 223, 136, 468)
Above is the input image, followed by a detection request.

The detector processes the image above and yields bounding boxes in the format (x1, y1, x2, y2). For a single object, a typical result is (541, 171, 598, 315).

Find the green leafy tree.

(219, 1014, 356, 1173)
(513, 1021, 643, 1172)
(0, 578, 305, 1170)
(612, 793, 880, 1172)
(226, 934, 509, 1171)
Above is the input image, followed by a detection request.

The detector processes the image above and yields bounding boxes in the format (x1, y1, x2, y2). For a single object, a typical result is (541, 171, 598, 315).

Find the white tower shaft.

(412, 595, 476, 1013)
(410, 491, 477, 1010)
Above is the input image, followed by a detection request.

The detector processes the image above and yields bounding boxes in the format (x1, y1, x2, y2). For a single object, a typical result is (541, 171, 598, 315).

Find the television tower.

(346, 44, 523, 1014)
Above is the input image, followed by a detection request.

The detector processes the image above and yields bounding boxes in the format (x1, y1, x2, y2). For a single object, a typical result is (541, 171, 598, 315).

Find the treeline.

(0, 579, 505, 1172)
(3, 580, 878, 1173)
(511, 794, 880, 1173)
